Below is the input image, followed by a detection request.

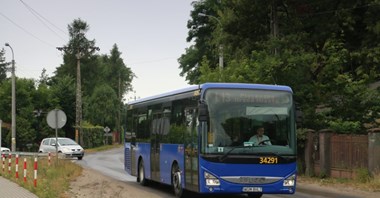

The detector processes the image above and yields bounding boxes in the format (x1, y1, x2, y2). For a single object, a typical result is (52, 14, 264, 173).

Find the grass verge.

(0, 144, 122, 198)
(298, 173, 380, 192)
(0, 155, 82, 198)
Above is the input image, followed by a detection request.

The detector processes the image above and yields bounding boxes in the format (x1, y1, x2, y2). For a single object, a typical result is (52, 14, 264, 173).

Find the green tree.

(54, 18, 100, 97)
(38, 68, 50, 85)
(33, 75, 53, 142)
(1, 19, 137, 149)
(0, 48, 7, 83)
(184, 0, 380, 132)
(0, 78, 38, 151)
(54, 19, 135, 136)
(97, 44, 134, 132)
(99, 44, 134, 99)
(49, 75, 76, 138)
(0, 77, 11, 147)
(85, 84, 119, 128)
(178, 0, 223, 84)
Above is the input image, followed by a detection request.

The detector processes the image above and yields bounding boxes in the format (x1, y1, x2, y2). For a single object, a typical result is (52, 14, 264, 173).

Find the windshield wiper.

(219, 145, 257, 162)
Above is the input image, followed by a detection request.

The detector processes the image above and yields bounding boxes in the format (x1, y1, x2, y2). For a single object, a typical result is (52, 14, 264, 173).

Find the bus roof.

(127, 83, 292, 105)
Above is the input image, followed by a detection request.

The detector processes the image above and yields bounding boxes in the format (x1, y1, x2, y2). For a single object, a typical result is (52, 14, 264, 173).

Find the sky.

(1, 0, 194, 100)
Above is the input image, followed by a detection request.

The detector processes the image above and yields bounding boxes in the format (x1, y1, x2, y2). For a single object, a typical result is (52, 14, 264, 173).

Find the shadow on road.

(133, 180, 249, 198)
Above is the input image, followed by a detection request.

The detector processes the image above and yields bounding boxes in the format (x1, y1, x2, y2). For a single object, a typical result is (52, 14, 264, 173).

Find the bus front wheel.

(138, 160, 148, 186)
(171, 163, 183, 197)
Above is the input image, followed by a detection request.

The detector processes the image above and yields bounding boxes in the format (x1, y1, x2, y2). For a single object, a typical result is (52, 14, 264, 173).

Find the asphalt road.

(75, 147, 375, 198)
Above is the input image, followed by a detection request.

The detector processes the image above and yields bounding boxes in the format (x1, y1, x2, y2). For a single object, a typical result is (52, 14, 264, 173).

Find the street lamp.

(198, 13, 224, 71)
(5, 43, 16, 152)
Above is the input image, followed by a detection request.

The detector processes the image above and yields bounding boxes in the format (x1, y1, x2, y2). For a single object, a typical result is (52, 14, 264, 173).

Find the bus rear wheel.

(171, 163, 183, 197)
(138, 160, 148, 186)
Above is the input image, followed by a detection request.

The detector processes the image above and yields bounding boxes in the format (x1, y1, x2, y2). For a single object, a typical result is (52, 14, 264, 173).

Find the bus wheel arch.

(137, 157, 148, 186)
(171, 161, 183, 197)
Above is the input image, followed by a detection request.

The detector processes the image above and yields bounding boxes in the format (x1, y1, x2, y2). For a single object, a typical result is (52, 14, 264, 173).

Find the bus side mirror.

(198, 101, 209, 122)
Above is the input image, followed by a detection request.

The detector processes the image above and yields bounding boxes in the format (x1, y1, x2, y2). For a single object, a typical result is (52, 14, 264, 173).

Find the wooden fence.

(304, 128, 380, 179)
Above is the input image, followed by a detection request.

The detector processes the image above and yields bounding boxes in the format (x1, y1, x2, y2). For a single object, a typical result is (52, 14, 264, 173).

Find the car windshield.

(58, 138, 77, 146)
(201, 88, 296, 156)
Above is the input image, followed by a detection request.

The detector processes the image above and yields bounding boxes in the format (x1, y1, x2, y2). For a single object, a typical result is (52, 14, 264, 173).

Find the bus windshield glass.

(201, 88, 295, 156)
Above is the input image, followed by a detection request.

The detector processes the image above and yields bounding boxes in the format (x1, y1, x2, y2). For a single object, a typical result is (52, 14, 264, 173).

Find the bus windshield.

(201, 88, 296, 156)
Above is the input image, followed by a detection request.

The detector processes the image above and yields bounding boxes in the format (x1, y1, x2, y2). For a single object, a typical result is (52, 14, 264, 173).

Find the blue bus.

(124, 83, 297, 198)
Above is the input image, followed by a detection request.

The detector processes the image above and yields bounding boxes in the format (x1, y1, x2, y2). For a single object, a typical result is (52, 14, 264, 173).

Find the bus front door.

(151, 116, 161, 182)
(184, 108, 199, 192)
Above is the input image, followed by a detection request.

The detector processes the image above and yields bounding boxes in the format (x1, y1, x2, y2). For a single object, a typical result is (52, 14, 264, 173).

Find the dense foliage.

(0, 19, 134, 150)
(0, 49, 7, 82)
(179, 0, 380, 133)
(2, 1, 380, 151)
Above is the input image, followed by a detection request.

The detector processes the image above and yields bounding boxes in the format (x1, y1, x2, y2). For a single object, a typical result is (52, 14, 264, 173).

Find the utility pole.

(118, 74, 121, 143)
(57, 42, 99, 145)
(75, 50, 83, 145)
(5, 43, 16, 152)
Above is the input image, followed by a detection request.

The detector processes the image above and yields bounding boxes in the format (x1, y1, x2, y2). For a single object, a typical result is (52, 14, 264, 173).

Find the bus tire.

(171, 163, 183, 197)
(138, 160, 148, 186)
(247, 193, 263, 198)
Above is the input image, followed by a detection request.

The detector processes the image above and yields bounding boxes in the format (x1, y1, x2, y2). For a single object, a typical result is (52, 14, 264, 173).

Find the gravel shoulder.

(66, 168, 169, 198)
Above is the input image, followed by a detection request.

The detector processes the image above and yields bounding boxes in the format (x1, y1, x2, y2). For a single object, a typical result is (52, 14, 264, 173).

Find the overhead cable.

(19, 0, 67, 41)
(0, 11, 56, 48)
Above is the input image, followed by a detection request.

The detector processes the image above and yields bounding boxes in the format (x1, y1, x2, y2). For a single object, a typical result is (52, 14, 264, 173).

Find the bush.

(355, 168, 371, 183)
(82, 126, 105, 148)
(296, 128, 310, 175)
(328, 119, 361, 134)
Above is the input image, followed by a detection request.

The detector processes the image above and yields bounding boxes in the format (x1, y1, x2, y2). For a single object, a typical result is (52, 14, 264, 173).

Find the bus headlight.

(204, 172, 220, 186)
(283, 174, 296, 187)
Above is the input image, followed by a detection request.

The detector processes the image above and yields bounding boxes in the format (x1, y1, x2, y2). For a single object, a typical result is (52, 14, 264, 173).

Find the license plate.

(242, 187, 262, 192)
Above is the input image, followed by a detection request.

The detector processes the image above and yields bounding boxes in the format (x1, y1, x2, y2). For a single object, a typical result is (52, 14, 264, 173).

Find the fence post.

(15, 154, 19, 178)
(33, 157, 37, 187)
(8, 153, 11, 174)
(23, 158, 27, 183)
(368, 128, 380, 176)
(319, 129, 333, 177)
(2, 154, 4, 172)
(304, 129, 315, 176)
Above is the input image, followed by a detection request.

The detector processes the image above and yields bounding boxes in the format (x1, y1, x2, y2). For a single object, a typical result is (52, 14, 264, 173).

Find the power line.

(0, 11, 56, 48)
(19, 0, 67, 42)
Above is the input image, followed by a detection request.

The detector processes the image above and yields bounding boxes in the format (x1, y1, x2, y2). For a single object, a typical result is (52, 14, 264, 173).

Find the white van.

(39, 137, 84, 160)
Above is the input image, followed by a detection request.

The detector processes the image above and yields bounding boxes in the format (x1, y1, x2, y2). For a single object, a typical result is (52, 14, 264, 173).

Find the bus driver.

(249, 126, 272, 146)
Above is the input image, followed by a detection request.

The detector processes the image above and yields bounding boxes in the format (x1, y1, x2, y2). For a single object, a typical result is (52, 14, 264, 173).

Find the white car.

(39, 137, 84, 160)
(1, 147, 10, 151)
(1, 147, 10, 157)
